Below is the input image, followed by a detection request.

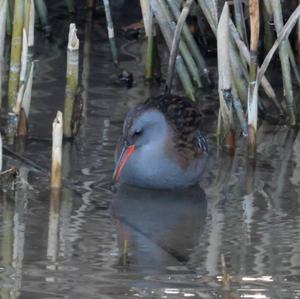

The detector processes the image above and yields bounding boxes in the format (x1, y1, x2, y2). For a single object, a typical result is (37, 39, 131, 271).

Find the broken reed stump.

(63, 23, 79, 139)
(51, 111, 63, 189)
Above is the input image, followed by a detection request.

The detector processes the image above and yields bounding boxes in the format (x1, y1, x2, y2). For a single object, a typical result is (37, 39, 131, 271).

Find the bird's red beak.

(113, 144, 136, 182)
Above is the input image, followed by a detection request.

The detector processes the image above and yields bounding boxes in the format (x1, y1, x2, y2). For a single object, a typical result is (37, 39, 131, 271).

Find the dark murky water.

(1, 1, 300, 298)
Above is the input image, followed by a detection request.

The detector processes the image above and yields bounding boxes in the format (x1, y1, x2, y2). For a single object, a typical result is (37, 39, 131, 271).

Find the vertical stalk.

(63, 23, 79, 138)
(140, 0, 154, 80)
(166, 0, 193, 94)
(34, 0, 51, 36)
(102, 0, 118, 65)
(8, 0, 23, 109)
(262, 0, 274, 53)
(167, 0, 210, 83)
(233, 0, 248, 46)
(248, 0, 260, 157)
(51, 111, 63, 189)
(0, 0, 7, 108)
(150, 0, 195, 100)
(270, 0, 296, 126)
(159, 0, 202, 88)
(217, 2, 235, 154)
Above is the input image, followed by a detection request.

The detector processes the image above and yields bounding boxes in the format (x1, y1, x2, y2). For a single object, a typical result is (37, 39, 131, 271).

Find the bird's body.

(113, 94, 208, 189)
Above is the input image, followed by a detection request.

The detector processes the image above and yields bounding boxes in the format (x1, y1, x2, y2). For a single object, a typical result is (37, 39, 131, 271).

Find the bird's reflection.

(111, 185, 207, 272)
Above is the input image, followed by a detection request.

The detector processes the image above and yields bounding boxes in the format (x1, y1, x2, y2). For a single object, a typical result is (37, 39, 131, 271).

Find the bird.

(113, 94, 208, 189)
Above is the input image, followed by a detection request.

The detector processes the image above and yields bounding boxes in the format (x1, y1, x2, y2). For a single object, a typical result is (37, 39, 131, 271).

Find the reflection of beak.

(113, 144, 136, 182)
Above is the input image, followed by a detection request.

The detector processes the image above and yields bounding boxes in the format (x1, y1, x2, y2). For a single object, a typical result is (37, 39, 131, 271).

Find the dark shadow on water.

(111, 185, 207, 272)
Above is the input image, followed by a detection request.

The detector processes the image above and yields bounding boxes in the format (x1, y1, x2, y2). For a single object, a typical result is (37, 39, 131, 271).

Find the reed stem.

(217, 2, 235, 154)
(0, 0, 7, 108)
(270, 0, 296, 126)
(150, 0, 195, 100)
(166, 0, 193, 94)
(34, 0, 51, 35)
(8, 0, 23, 109)
(158, 0, 202, 88)
(140, 0, 154, 80)
(51, 111, 63, 189)
(63, 23, 79, 139)
(167, 0, 210, 83)
(248, 0, 260, 158)
(102, 0, 118, 65)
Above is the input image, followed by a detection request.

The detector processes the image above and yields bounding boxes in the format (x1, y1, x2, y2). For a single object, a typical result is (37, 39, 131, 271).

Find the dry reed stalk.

(247, 0, 260, 158)
(229, 20, 284, 114)
(217, 2, 235, 154)
(102, 0, 118, 65)
(8, 0, 23, 109)
(63, 23, 79, 139)
(262, 0, 274, 53)
(158, 0, 202, 88)
(27, 0, 35, 49)
(0, 0, 7, 107)
(233, 0, 248, 47)
(150, 0, 195, 100)
(51, 111, 63, 189)
(167, 0, 210, 83)
(166, 0, 193, 94)
(140, 0, 154, 80)
(270, 0, 296, 126)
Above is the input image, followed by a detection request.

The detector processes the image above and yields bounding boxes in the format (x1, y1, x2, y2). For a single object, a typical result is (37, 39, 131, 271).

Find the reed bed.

(141, 0, 300, 156)
(1, 1, 300, 191)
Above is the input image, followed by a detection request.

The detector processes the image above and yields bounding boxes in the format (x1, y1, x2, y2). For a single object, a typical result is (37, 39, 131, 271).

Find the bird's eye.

(133, 129, 143, 138)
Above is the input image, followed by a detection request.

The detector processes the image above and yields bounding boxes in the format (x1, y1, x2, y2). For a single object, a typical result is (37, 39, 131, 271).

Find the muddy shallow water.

(1, 1, 300, 298)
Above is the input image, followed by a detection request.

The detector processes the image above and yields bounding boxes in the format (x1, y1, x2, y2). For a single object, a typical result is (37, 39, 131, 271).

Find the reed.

(166, 0, 210, 83)
(140, 0, 154, 80)
(0, 0, 7, 107)
(102, 0, 118, 65)
(158, 0, 202, 88)
(51, 111, 63, 189)
(34, 0, 51, 36)
(166, 0, 193, 94)
(270, 0, 296, 126)
(217, 2, 235, 154)
(150, 0, 195, 100)
(7, 0, 23, 109)
(63, 23, 79, 139)
(248, 0, 260, 158)
(233, 0, 248, 47)
(19, 62, 34, 136)
(28, 0, 35, 49)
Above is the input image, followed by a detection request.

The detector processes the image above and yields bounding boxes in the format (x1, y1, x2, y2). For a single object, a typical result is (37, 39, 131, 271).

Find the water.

(1, 2, 300, 298)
